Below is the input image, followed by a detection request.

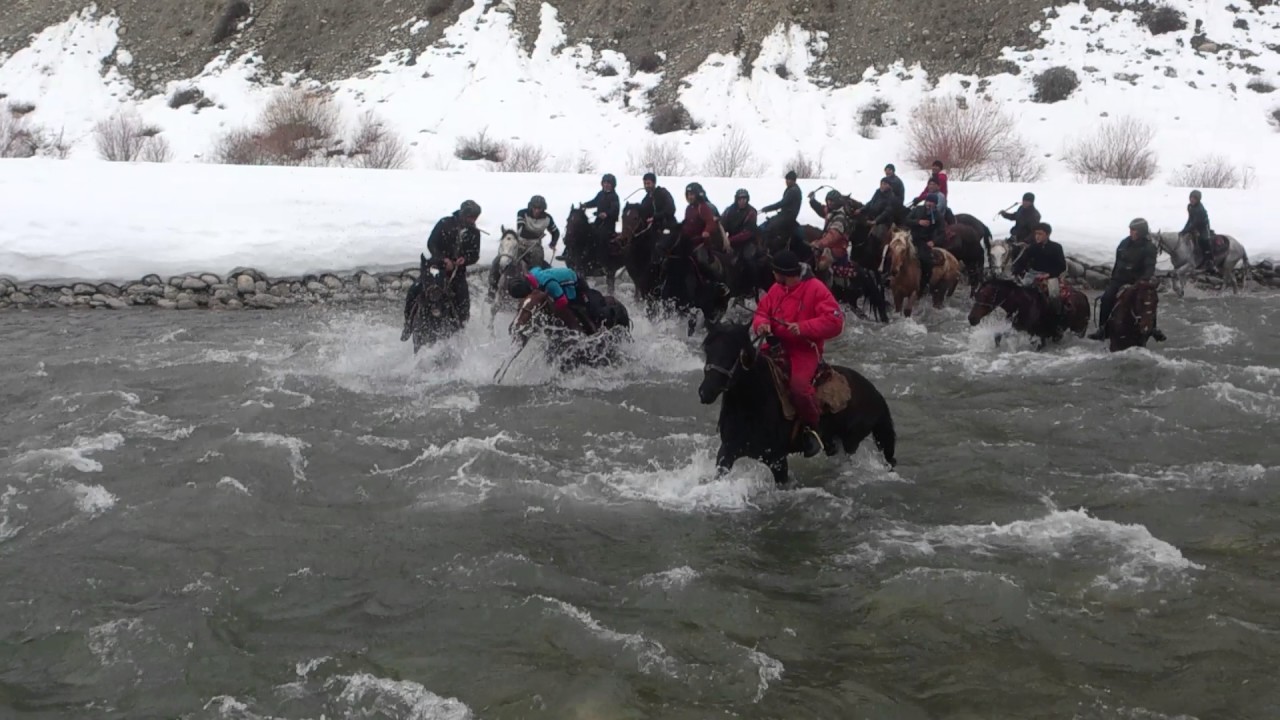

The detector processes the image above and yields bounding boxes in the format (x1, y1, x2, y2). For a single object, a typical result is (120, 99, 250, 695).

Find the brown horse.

(561, 205, 625, 296)
(968, 277, 1090, 350)
(882, 229, 922, 317)
(1105, 281, 1165, 353)
(927, 247, 962, 309)
(615, 202, 661, 306)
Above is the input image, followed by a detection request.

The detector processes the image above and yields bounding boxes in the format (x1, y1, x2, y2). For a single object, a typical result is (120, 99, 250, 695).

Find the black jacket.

(582, 190, 620, 226)
(906, 204, 944, 245)
(426, 211, 481, 265)
(863, 187, 904, 225)
(1000, 205, 1041, 243)
(883, 174, 906, 204)
(760, 184, 802, 224)
(639, 186, 678, 230)
(1181, 202, 1210, 238)
(1113, 235, 1158, 283)
(1013, 239, 1067, 277)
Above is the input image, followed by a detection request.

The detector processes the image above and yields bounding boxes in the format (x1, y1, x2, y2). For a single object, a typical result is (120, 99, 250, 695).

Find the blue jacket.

(529, 266, 579, 301)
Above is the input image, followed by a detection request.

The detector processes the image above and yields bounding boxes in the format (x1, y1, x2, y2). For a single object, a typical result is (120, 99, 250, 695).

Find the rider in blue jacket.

(509, 266, 603, 332)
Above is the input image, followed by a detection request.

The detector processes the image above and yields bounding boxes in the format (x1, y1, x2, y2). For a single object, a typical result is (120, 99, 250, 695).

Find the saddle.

(1033, 275, 1075, 305)
(760, 347, 853, 420)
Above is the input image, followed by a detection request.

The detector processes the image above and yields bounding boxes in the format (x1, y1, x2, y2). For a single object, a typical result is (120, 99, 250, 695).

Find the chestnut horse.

(882, 229, 922, 317)
(1105, 281, 1165, 353)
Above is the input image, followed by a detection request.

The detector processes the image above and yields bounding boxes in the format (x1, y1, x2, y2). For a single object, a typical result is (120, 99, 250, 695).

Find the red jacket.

(681, 202, 718, 243)
(915, 171, 949, 200)
(751, 277, 845, 355)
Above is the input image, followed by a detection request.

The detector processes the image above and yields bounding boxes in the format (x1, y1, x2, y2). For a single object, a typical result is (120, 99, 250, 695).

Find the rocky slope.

(1, 0, 1055, 101)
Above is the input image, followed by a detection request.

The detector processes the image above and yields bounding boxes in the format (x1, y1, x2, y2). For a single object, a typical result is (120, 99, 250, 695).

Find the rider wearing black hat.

(639, 172, 679, 234)
(581, 173, 620, 252)
(721, 187, 760, 262)
(760, 169, 805, 253)
(1182, 189, 1213, 271)
(999, 192, 1041, 246)
(403, 199, 482, 336)
(1089, 217, 1160, 340)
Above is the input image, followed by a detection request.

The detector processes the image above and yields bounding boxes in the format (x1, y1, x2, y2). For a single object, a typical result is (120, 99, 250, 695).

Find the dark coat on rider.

(863, 186, 903, 226)
(1112, 234, 1158, 284)
(1013, 239, 1067, 277)
(906, 204, 945, 246)
(722, 203, 758, 246)
(427, 211, 481, 266)
(515, 208, 560, 244)
(1181, 202, 1210, 241)
(1000, 205, 1041, 243)
(681, 201, 719, 245)
(640, 186, 679, 231)
(582, 190, 620, 228)
(883, 174, 906, 204)
(760, 184, 802, 224)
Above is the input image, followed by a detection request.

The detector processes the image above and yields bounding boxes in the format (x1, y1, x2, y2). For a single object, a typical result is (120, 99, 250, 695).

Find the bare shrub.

(454, 127, 506, 162)
(575, 151, 596, 174)
(138, 135, 173, 163)
(1169, 155, 1244, 189)
(627, 140, 688, 176)
(648, 103, 690, 135)
(857, 98, 891, 138)
(1032, 66, 1079, 103)
(1143, 5, 1186, 35)
(348, 111, 409, 169)
(95, 111, 162, 161)
(701, 128, 763, 177)
(8, 101, 36, 116)
(169, 86, 205, 109)
(905, 95, 1017, 180)
(211, 129, 273, 165)
(256, 88, 340, 162)
(1062, 115, 1158, 185)
(988, 136, 1046, 182)
(787, 151, 825, 179)
(1, 113, 40, 158)
(1247, 79, 1276, 93)
(491, 142, 547, 172)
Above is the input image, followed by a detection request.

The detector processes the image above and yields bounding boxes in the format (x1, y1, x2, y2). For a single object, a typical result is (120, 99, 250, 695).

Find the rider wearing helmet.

(1182, 189, 1213, 271)
(681, 182, 722, 278)
(805, 189, 852, 276)
(516, 195, 560, 260)
(640, 172, 679, 234)
(721, 188, 760, 261)
(580, 174, 620, 251)
(905, 193, 944, 292)
(403, 199, 482, 337)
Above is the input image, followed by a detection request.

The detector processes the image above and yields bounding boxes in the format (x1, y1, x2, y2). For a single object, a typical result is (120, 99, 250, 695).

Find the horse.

(1105, 281, 1164, 353)
(507, 287, 633, 372)
(936, 221, 987, 294)
(953, 213, 994, 267)
(759, 213, 823, 256)
(968, 276, 1090, 349)
(927, 247, 963, 309)
(1152, 230, 1250, 296)
(882, 229, 923, 317)
(488, 227, 542, 322)
(653, 231, 728, 334)
(402, 255, 465, 354)
(826, 262, 890, 323)
(697, 322, 897, 486)
(615, 202, 662, 308)
(561, 205, 625, 296)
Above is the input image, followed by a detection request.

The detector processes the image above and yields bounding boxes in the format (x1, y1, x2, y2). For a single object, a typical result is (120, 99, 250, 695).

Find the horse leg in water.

(765, 455, 789, 487)
(714, 445, 738, 479)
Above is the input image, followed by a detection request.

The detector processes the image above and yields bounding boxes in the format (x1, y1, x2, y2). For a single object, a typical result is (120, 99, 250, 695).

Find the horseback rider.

(639, 172, 679, 235)
(683, 182, 722, 274)
(913, 160, 949, 201)
(750, 250, 845, 459)
(403, 199, 481, 335)
(488, 195, 558, 300)
(999, 192, 1041, 246)
(912, 177, 954, 227)
(905, 193, 944, 290)
(856, 177, 905, 240)
(1182, 189, 1213, 271)
(882, 163, 907, 203)
(580, 173, 620, 253)
(721, 188, 760, 263)
(759, 170, 805, 251)
(1012, 222, 1068, 318)
(1089, 218, 1159, 341)
(806, 189, 852, 274)
(508, 265, 604, 334)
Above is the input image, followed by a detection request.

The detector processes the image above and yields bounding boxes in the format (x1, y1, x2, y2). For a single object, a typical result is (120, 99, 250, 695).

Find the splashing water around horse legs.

(1153, 230, 1251, 297)
(1106, 281, 1165, 353)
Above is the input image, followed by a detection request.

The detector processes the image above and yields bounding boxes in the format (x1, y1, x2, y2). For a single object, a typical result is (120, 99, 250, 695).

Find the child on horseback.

(750, 251, 845, 458)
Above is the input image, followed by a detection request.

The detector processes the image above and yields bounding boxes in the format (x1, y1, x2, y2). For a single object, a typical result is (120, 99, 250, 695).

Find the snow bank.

(0, 159, 1271, 283)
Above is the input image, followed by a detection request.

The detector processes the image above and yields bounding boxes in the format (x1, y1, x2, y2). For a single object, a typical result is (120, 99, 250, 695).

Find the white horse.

(1152, 230, 1250, 296)
(487, 227, 543, 325)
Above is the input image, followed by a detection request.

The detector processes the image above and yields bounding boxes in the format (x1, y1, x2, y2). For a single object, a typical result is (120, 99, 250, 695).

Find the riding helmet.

(1022, 192, 1035, 202)
(459, 199, 482, 218)
(1129, 217, 1149, 234)
(601, 173, 617, 186)
(508, 276, 534, 298)
(734, 188, 750, 200)
(685, 182, 705, 198)
(784, 170, 798, 181)
(528, 195, 547, 210)
(1190, 189, 1202, 200)
(825, 189, 844, 204)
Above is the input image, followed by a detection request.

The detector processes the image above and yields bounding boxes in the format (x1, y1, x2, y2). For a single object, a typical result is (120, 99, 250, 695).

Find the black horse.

(401, 254, 465, 354)
(654, 232, 727, 334)
(561, 205, 625, 296)
(698, 322, 897, 486)
(616, 202, 663, 312)
(967, 277, 1090, 350)
(954, 212, 994, 267)
(829, 263, 890, 323)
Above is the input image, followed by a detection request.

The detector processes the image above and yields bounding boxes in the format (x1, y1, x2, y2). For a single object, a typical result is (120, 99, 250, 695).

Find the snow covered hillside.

(1, 0, 1277, 281)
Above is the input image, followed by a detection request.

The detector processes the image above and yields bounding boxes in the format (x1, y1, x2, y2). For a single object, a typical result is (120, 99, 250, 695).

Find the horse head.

(508, 288, 551, 341)
(496, 226, 520, 271)
(616, 202, 644, 246)
(1131, 282, 1159, 337)
(967, 277, 1016, 326)
(885, 231, 913, 279)
(698, 321, 754, 405)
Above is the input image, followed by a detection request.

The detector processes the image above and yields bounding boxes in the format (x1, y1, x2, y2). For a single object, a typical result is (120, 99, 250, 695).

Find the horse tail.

(872, 404, 897, 469)
(864, 267, 889, 323)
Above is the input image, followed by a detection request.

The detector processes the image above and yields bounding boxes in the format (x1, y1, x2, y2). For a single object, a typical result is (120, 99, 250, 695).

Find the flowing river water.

(1, 286, 1278, 720)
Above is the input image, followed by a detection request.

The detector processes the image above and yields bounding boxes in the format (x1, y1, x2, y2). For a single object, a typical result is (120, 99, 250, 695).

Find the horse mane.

(984, 276, 1021, 291)
(702, 321, 752, 351)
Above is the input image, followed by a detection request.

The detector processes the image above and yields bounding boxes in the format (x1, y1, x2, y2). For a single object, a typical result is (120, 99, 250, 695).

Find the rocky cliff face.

(1, 0, 1055, 100)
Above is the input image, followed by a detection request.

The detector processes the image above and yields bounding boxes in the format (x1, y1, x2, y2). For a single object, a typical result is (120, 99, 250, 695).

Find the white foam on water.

(635, 565, 700, 590)
(33, 361, 48, 377)
(87, 617, 143, 667)
(0, 486, 23, 542)
(531, 594, 679, 677)
(13, 432, 124, 473)
(329, 673, 475, 720)
(1108, 462, 1271, 492)
(745, 647, 784, 703)
(370, 433, 532, 476)
(251, 385, 316, 409)
(1199, 322, 1240, 347)
(356, 434, 413, 451)
(577, 443, 775, 513)
(67, 482, 117, 515)
(217, 477, 251, 495)
(108, 407, 195, 441)
(1205, 381, 1279, 418)
(231, 431, 310, 484)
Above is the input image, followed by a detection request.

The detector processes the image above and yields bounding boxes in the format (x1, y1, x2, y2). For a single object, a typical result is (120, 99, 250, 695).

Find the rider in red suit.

(751, 250, 846, 457)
